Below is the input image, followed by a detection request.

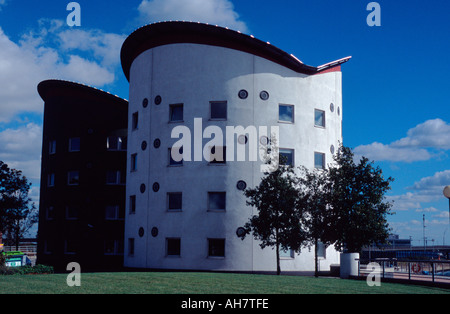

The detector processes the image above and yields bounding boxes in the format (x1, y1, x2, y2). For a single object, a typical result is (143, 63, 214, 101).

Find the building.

(120, 21, 350, 272)
(36, 80, 128, 271)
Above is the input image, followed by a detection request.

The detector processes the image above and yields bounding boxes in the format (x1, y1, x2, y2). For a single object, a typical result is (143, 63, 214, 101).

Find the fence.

(358, 258, 450, 286)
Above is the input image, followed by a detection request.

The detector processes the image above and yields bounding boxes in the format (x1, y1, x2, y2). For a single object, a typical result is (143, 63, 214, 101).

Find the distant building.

(36, 80, 128, 271)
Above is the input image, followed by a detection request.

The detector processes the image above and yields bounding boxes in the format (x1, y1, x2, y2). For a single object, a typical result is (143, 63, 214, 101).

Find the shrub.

(0, 264, 54, 275)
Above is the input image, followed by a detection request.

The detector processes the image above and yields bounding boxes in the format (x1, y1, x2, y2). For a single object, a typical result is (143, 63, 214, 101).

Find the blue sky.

(0, 0, 449, 245)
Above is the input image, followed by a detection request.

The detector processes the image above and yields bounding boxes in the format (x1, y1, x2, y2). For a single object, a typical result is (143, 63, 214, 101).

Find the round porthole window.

(154, 95, 162, 105)
(236, 227, 246, 238)
(151, 227, 159, 237)
(152, 182, 160, 192)
(153, 138, 161, 148)
(330, 145, 335, 154)
(259, 136, 269, 146)
(238, 89, 248, 99)
(138, 227, 145, 237)
(337, 107, 340, 116)
(259, 91, 269, 101)
(141, 141, 147, 151)
(140, 184, 146, 193)
(330, 103, 334, 112)
(143, 98, 149, 108)
(237, 135, 248, 145)
(236, 180, 247, 191)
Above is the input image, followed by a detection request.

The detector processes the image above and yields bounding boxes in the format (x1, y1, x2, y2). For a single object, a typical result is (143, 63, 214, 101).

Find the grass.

(0, 272, 449, 294)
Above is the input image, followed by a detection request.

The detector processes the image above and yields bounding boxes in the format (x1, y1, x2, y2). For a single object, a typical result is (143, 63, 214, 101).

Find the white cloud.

(387, 170, 450, 213)
(0, 123, 42, 181)
(137, 0, 248, 32)
(0, 20, 124, 123)
(392, 119, 450, 150)
(353, 119, 450, 163)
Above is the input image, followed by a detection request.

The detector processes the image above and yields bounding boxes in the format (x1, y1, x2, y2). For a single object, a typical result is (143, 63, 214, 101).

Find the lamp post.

(444, 186, 450, 225)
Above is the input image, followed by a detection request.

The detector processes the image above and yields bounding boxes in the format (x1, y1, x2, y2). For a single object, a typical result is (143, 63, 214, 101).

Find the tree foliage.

(239, 145, 394, 274)
(240, 163, 308, 275)
(327, 146, 394, 253)
(0, 161, 37, 249)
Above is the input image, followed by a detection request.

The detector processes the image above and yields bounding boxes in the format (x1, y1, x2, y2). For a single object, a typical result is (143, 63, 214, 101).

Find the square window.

(169, 104, 183, 122)
(129, 195, 136, 214)
(67, 171, 79, 185)
(279, 247, 294, 258)
(210, 101, 227, 120)
(279, 149, 294, 166)
(106, 136, 126, 151)
(279, 104, 294, 123)
(169, 147, 183, 166)
(105, 205, 122, 220)
(208, 192, 226, 211)
(167, 192, 182, 211)
(209, 146, 226, 164)
(131, 153, 137, 172)
(106, 170, 125, 185)
(208, 238, 225, 257)
(314, 152, 325, 169)
(314, 109, 325, 127)
(66, 205, 78, 220)
(64, 240, 77, 254)
(49, 140, 56, 154)
(69, 137, 80, 152)
(132, 112, 139, 130)
(166, 238, 181, 256)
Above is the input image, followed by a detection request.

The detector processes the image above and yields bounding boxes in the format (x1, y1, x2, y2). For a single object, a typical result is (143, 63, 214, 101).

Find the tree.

(327, 145, 394, 253)
(0, 161, 37, 249)
(296, 166, 334, 277)
(239, 161, 308, 275)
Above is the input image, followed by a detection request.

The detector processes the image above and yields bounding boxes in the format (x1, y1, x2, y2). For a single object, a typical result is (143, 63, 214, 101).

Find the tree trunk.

(275, 228, 280, 275)
(314, 238, 319, 277)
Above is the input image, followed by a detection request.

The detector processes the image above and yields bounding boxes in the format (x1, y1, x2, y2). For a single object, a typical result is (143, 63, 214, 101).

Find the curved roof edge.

(121, 21, 351, 81)
(37, 79, 128, 104)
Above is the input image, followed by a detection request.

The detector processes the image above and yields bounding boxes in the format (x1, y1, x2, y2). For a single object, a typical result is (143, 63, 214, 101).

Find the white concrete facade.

(122, 23, 346, 272)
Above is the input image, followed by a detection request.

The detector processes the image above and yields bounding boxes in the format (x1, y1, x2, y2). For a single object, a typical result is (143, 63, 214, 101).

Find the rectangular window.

(208, 192, 226, 211)
(67, 171, 80, 185)
(46, 206, 55, 220)
(49, 140, 56, 155)
(169, 147, 183, 166)
(65, 205, 78, 220)
(314, 152, 325, 169)
(208, 238, 225, 257)
(106, 170, 125, 185)
(105, 205, 123, 220)
(278, 104, 294, 123)
(210, 101, 227, 120)
(130, 153, 137, 172)
(279, 149, 294, 166)
(64, 240, 77, 255)
(47, 173, 55, 187)
(279, 248, 294, 258)
(166, 238, 181, 256)
(317, 241, 326, 258)
(69, 137, 81, 152)
(129, 195, 136, 214)
(314, 109, 325, 128)
(107, 136, 127, 151)
(105, 239, 124, 255)
(169, 104, 183, 122)
(209, 146, 226, 164)
(132, 112, 139, 130)
(167, 192, 182, 211)
(128, 238, 135, 256)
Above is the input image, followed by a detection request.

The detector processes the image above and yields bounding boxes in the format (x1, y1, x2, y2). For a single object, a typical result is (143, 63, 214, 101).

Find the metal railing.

(358, 258, 450, 285)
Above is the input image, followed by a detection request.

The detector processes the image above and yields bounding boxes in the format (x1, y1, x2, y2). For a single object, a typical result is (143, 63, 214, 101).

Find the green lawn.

(0, 272, 448, 294)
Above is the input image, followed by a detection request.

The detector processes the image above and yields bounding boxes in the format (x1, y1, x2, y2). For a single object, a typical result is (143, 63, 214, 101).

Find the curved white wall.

(124, 43, 343, 272)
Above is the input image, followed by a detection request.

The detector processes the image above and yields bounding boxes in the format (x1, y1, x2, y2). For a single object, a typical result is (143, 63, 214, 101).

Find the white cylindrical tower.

(121, 21, 350, 272)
